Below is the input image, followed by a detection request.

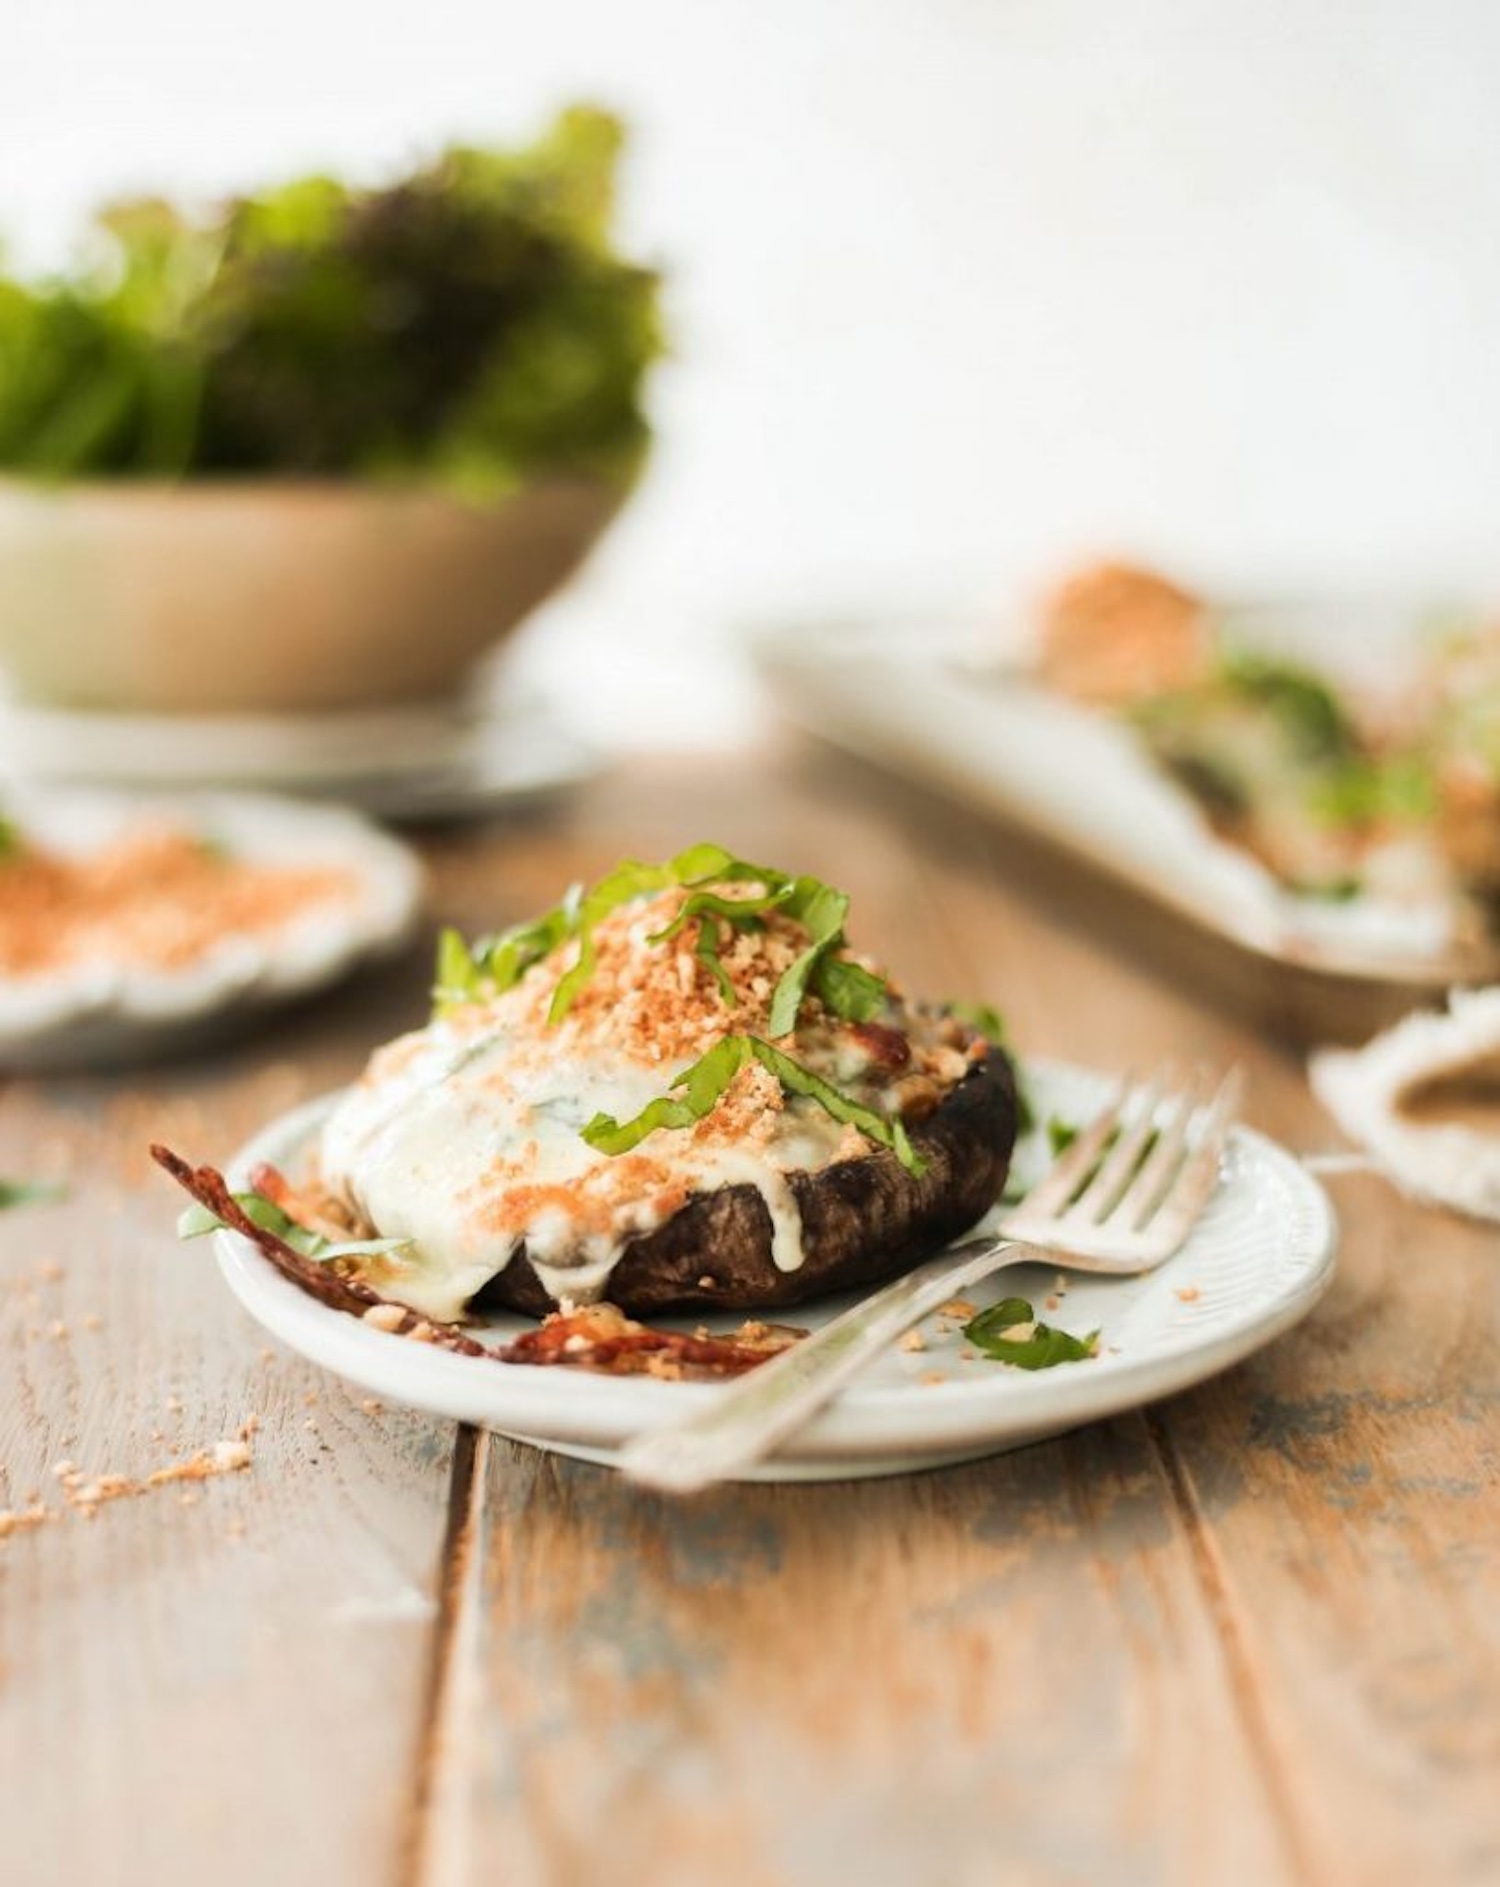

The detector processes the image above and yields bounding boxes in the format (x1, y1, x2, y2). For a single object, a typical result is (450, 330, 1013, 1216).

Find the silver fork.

(618, 1063, 1243, 1493)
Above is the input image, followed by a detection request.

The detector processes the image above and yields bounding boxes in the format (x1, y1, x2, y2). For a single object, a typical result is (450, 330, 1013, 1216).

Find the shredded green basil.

(1047, 1117, 1080, 1156)
(580, 1033, 925, 1175)
(949, 1001, 1007, 1042)
(176, 1192, 409, 1263)
(963, 1297, 1099, 1369)
(431, 842, 891, 1035)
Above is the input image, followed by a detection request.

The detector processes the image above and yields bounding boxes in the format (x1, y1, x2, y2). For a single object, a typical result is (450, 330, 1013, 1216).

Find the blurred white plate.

(0, 692, 601, 822)
(755, 615, 1479, 975)
(210, 1062, 1336, 1482)
(0, 790, 423, 1071)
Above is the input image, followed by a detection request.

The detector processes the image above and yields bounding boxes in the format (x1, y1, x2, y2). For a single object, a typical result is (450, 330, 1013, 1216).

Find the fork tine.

(1136, 1065, 1243, 1248)
(1065, 1062, 1172, 1225)
(1016, 1073, 1132, 1217)
(1110, 1068, 1209, 1232)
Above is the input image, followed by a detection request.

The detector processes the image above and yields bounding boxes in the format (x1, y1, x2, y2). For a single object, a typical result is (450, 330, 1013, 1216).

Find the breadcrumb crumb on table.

(37, 1436, 256, 1521)
(0, 1505, 53, 1542)
(1175, 1285, 1202, 1303)
(899, 1329, 928, 1353)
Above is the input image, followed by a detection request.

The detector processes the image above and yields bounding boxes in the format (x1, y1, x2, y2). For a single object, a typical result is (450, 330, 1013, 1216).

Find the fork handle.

(616, 1236, 1026, 1493)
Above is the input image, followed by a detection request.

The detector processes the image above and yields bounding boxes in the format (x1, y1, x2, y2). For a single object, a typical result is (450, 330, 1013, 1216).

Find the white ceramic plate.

(210, 1062, 1336, 1481)
(0, 691, 601, 822)
(0, 789, 423, 1071)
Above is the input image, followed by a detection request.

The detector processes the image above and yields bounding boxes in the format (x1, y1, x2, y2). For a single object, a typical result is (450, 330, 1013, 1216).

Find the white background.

(5, 1, 1500, 743)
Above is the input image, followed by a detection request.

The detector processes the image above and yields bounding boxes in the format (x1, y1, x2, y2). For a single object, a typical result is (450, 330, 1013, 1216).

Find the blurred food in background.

(0, 791, 421, 1071)
(0, 105, 662, 715)
(1037, 558, 1500, 930)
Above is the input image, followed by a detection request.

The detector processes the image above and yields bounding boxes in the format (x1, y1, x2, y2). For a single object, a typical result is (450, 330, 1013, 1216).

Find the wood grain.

(0, 995, 457, 1887)
(4, 745, 1500, 1887)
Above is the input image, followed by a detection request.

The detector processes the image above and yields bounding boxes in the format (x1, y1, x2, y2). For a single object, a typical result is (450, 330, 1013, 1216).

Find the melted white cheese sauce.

(319, 1020, 850, 1320)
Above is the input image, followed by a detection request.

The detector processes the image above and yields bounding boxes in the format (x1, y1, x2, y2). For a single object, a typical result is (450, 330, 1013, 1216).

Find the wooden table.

(3, 745, 1498, 1887)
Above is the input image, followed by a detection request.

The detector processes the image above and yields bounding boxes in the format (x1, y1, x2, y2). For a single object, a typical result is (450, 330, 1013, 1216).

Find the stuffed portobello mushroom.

(297, 844, 1018, 1321)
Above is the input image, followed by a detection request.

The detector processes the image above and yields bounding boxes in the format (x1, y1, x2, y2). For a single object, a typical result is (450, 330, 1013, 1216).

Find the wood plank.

(0, 1003, 458, 1887)
(437, 1429, 1294, 1887)
(1160, 1178, 1500, 1887)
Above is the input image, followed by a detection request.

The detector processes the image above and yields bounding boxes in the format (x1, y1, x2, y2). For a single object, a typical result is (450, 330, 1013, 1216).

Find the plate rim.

(208, 1061, 1338, 1463)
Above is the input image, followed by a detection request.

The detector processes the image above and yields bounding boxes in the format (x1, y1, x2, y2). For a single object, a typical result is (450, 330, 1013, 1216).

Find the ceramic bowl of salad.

(0, 107, 660, 715)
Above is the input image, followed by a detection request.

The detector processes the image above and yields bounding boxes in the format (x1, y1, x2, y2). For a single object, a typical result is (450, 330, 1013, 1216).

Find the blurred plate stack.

(0, 686, 601, 822)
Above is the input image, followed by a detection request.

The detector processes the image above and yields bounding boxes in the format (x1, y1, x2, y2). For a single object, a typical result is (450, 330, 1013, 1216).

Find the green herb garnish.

(0, 1178, 66, 1210)
(580, 1033, 925, 1176)
(433, 843, 891, 1034)
(1220, 651, 1356, 760)
(1046, 1117, 1080, 1156)
(176, 1192, 410, 1263)
(949, 1001, 1007, 1042)
(963, 1296, 1099, 1369)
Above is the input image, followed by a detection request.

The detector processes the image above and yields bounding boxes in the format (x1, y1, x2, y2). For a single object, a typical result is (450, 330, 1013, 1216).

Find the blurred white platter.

(752, 614, 1500, 1033)
(0, 790, 423, 1071)
(0, 691, 601, 822)
(209, 1063, 1336, 1482)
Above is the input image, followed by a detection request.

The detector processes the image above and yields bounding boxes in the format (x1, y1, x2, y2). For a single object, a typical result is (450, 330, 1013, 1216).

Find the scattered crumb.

(0, 1505, 53, 1541)
(920, 1370, 948, 1386)
(999, 1320, 1037, 1342)
(362, 1303, 404, 1333)
(165, 1395, 183, 1414)
(38, 1261, 63, 1282)
(35, 1435, 256, 1523)
(302, 1391, 319, 1408)
(238, 1415, 260, 1439)
(1175, 1285, 1201, 1303)
(358, 1399, 383, 1416)
(696, 1275, 717, 1290)
(48, 1320, 67, 1339)
(83, 1314, 103, 1331)
(938, 1299, 977, 1319)
(1044, 1295, 1062, 1312)
(899, 1329, 928, 1354)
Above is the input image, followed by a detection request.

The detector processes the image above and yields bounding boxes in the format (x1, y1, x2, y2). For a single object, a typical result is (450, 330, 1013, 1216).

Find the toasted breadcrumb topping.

(457, 886, 838, 1064)
(0, 825, 360, 976)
